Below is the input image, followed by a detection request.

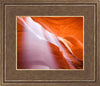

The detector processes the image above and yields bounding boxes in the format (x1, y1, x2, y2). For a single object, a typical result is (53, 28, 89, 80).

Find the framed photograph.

(0, 0, 100, 86)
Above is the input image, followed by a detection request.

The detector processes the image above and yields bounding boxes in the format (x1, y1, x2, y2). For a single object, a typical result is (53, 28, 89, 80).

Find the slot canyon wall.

(17, 16, 83, 69)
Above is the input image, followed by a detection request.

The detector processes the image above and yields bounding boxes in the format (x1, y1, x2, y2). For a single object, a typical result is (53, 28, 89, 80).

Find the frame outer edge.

(0, 1, 3, 86)
(97, 1, 100, 86)
(1, 0, 99, 3)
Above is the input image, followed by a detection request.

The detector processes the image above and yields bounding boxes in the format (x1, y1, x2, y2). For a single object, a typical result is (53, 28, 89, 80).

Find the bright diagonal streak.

(17, 17, 46, 41)
(17, 17, 75, 68)
(18, 17, 59, 46)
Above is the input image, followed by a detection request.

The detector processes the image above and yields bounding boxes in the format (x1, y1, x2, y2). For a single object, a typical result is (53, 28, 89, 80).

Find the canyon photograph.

(17, 16, 83, 69)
